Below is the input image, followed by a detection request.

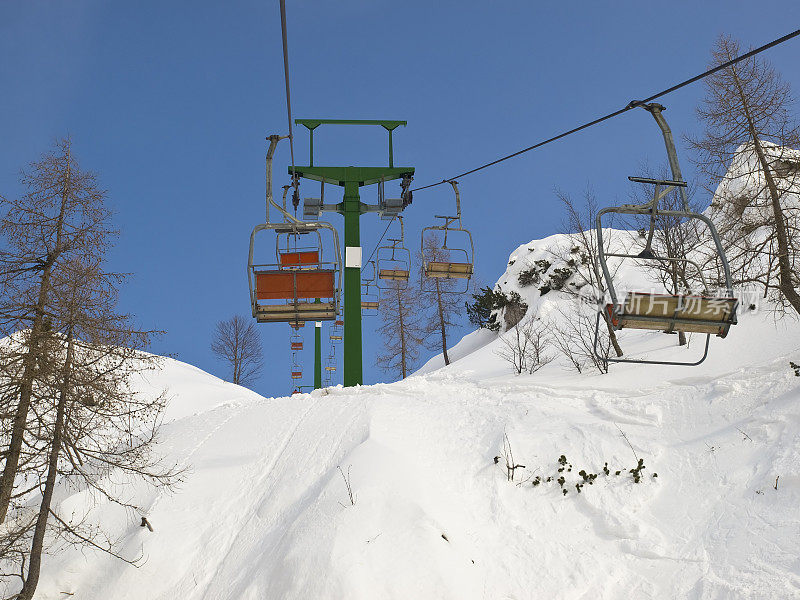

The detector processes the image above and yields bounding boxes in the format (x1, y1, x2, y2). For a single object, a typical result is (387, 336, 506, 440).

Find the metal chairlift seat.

(421, 181, 475, 292)
(290, 341, 304, 350)
(330, 320, 343, 341)
(594, 103, 738, 367)
(606, 292, 737, 337)
(424, 261, 474, 279)
(377, 217, 412, 287)
(361, 262, 380, 315)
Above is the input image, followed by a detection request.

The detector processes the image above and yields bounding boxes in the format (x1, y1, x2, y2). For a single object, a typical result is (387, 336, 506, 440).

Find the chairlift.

(247, 135, 343, 327)
(361, 261, 380, 315)
(377, 215, 411, 288)
(421, 180, 475, 293)
(290, 329, 303, 351)
(330, 319, 343, 341)
(290, 350, 303, 380)
(594, 103, 738, 366)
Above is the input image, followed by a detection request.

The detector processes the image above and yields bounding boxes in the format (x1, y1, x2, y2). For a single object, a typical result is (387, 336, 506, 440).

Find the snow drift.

(23, 237, 800, 599)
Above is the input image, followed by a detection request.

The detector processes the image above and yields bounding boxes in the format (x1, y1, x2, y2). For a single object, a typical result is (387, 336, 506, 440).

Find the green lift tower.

(291, 119, 414, 387)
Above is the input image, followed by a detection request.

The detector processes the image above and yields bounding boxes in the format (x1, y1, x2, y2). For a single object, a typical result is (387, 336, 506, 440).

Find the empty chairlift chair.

(361, 261, 380, 315)
(248, 224, 342, 326)
(594, 103, 738, 366)
(290, 329, 303, 351)
(247, 133, 342, 327)
(421, 180, 475, 292)
(377, 216, 411, 288)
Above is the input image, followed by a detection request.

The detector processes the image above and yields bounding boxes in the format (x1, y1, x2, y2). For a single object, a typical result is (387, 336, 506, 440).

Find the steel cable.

(411, 28, 800, 193)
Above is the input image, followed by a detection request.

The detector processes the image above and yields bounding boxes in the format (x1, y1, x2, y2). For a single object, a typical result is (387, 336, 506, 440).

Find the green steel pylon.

(290, 119, 414, 387)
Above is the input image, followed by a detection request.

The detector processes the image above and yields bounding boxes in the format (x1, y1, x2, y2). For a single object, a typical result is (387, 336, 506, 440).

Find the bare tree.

(0, 140, 180, 599)
(418, 234, 464, 365)
(552, 188, 624, 357)
(689, 34, 800, 315)
(0, 138, 111, 525)
(377, 281, 422, 379)
(210, 315, 264, 386)
(550, 303, 611, 375)
(496, 316, 554, 375)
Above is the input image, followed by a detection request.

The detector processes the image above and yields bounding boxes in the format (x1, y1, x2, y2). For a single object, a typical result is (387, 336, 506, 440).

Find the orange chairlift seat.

(249, 230, 341, 325)
(289, 329, 303, 351)
(248, 134, 342, 326)
(594, 103, 737, 366)
(421, 180, 475, 291)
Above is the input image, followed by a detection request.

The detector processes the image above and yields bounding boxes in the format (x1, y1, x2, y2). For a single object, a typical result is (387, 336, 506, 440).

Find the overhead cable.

(411, 28, 800, 193)
(278, 0, 296, 178)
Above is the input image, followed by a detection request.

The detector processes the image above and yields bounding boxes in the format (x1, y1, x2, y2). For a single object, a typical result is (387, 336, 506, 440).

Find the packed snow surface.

(33, 229, 800, 599)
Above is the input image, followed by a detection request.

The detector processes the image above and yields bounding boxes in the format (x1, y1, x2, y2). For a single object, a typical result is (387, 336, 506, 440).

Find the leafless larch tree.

(0, 139, 180, 600)
(689, 34, 800, 316)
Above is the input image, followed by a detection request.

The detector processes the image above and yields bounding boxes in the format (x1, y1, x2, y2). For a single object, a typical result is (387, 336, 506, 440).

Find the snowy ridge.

(30, 224, 800, 598)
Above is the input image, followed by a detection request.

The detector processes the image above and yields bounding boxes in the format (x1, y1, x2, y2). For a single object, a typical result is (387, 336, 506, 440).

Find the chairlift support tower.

(291, 119, 414, 386)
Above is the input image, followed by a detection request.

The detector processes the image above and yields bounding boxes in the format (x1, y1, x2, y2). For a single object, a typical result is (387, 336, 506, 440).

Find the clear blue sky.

(2, 1, 799, 396)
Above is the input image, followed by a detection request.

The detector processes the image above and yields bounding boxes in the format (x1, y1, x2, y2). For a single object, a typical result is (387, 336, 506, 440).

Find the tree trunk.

(731, 68, 800, 316)
(17, 334, 73, 600)
(0, 150, 71, 524)
(435, 280, 450, 365)
(397, 291, 407, 378)
(751, 136, 800, 314)
(0, 277, 48, 524)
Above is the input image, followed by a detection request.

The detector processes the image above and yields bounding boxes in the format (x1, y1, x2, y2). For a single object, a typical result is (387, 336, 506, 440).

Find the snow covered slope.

(29, 227, 800, 599)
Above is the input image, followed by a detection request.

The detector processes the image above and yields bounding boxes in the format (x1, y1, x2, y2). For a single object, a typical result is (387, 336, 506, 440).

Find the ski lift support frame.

(291, 119, 415, 387)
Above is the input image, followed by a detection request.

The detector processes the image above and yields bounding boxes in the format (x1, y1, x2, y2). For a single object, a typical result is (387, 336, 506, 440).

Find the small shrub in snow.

(466, 287, 528, 331)
(790, 361, 800, 376)
(517, 266, 541, 287)
(547, 267, 574, 291)
(525, 454, 653, 497)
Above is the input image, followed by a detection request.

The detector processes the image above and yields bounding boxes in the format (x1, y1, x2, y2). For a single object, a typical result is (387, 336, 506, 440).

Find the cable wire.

(278, 0, 296, 178)
(365, 216, 397, 268)
(412, 28, 800, 193)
